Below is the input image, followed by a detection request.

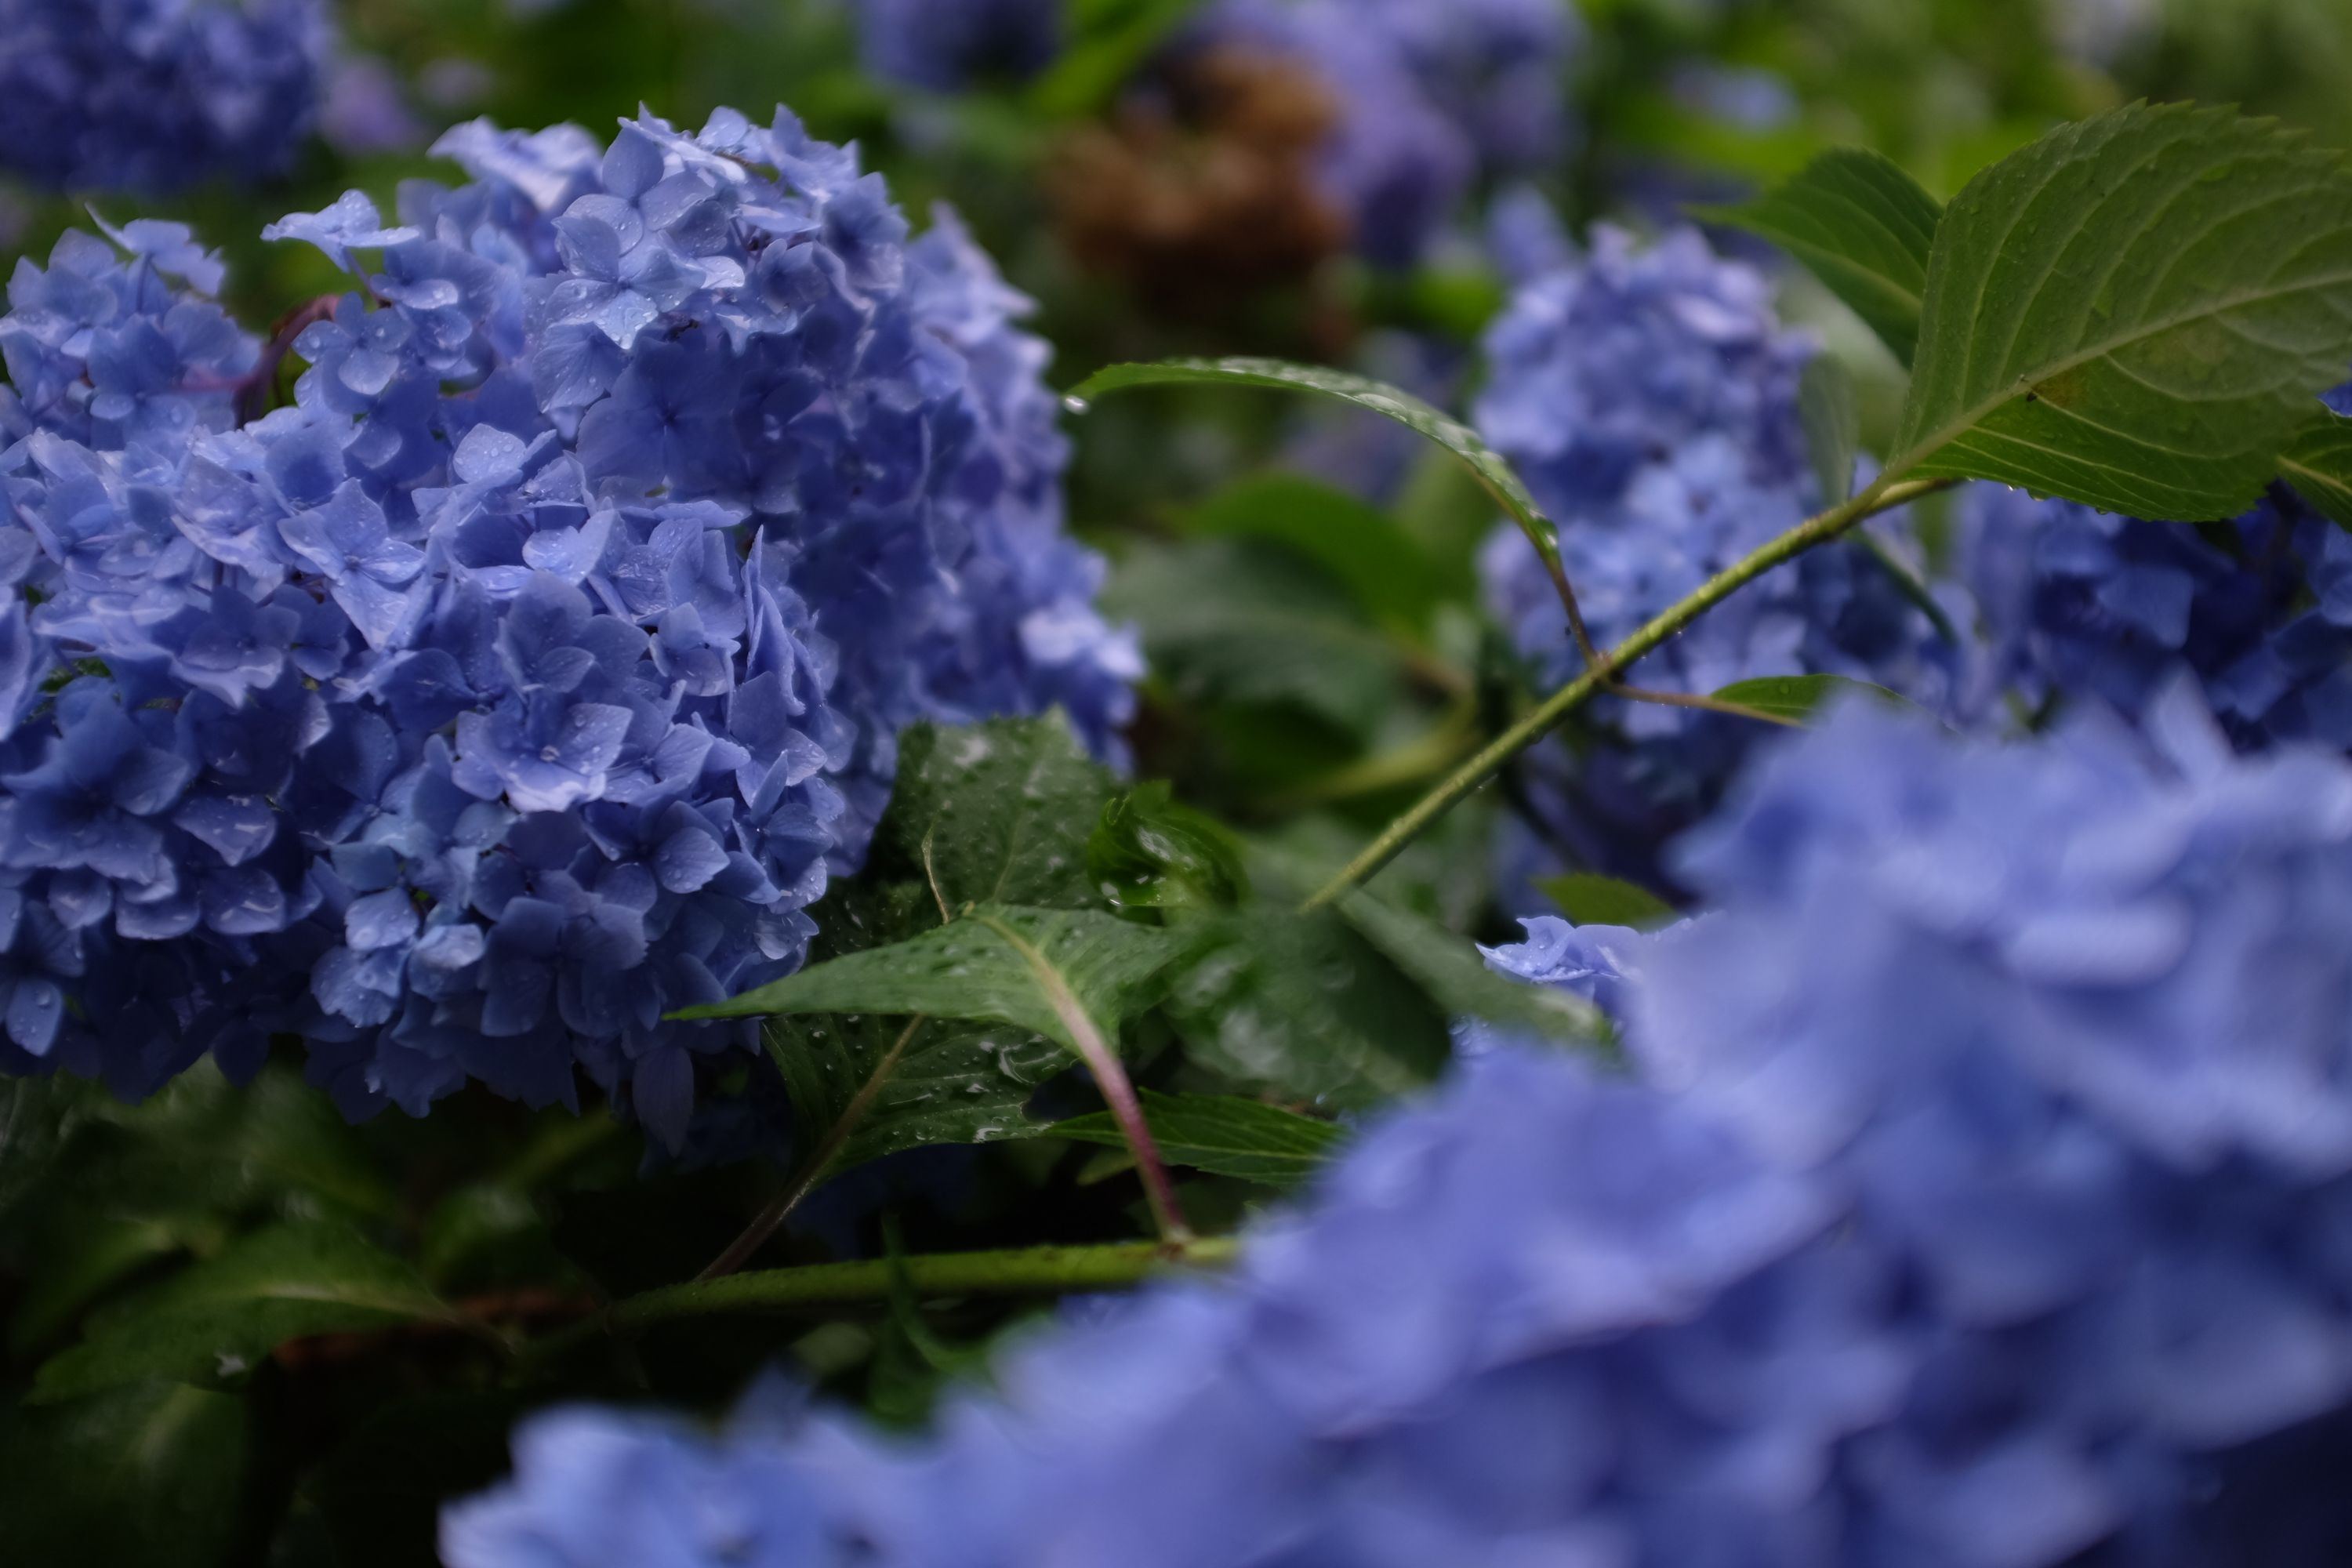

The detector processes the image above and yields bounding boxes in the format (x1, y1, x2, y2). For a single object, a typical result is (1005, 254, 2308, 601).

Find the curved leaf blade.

(1799, 354, 1861, 505)
(1704, 148, 1944, 365)
(2280, 408, 2352, 529)
(1711, 674, 1915, 724)
(1534, 873, 1679, 931)
(673, 905, 1188, 1054)
(1071, 357, 1565, 579)
(31, 1222, 453, 1402)
(1047, 1090, 1341, 1185)
(1890, 103, 2352, 521)
(879, 717, 1113, 912)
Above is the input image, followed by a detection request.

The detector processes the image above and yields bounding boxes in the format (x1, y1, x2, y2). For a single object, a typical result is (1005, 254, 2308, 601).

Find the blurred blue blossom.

(0, 0, 328, 194)
(1478, 226, 1970, 890)
(1203, 0, 1581, 267)
(0, 108, 1134, 1142)
(1955, 478, 2352, 753)
(853, 0, 1064, 91)
(445, 691, 2352, 1566)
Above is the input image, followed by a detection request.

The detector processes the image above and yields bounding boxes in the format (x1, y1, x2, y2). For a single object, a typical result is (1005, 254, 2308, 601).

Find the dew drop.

(1061, 394, 1091, 416)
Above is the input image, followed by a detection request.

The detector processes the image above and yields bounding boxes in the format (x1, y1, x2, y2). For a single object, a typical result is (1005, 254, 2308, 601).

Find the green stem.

(1301, 477, 1955, 911)
(697, 1017, 931, 1282)
(524, 1238, 1240, 1367)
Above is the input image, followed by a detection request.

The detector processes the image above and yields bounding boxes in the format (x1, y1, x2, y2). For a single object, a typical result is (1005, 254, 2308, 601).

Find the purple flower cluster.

(1478, 226, 1968, 888)
(1956, 477, 2352, 751)
(0, 107, 1134, 1143)
(1203, 0, 1581, 267)
(442, 691, 2352, 1565)
(851, 0, 1064, 92)
(0, 0, 328, 194)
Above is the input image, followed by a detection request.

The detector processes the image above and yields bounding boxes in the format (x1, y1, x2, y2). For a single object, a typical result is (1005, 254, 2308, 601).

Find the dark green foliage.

(1705, 150, 1944, 366)
(1534, 874, 1680, 931)
(1090, 782, 1250, 920)
(2280, 408, 2352, 529)
(1047, 1090, 1344, 1185)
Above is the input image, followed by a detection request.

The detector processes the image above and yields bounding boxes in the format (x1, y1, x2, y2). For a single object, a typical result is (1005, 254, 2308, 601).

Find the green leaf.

(1711, 673, 1914, 723)
(1703, 148, 1944, 366)
(1183, 472, 1460, 630)
(1073, 357, 1566, 590)
(8, 1208, 223, 1357)
(0, 1381, 252, 1567)
(1048, 1090, 1342, 1185)
(874, 717, 1114, 912)
(0, 1073, 92, 1228)
(1163, 909, 1449, 1106)
(1800, 355, 1861, 505)
(2278, 408, 2352, 528)
(1330, 888, 1605, 1047)
(1889, 103, 2352, 521)
(1534, 873, 1681, 930)
(1088, 782, 1250, 920)
(676, 906, 1189, 1056)
(418, 1182, 579, 1297)
(45, 1060, 398, 1226)
(1105, 539, 1427, 737)
(718, 870, 1067, 1191)
(32, 1221, 454, 1402)
(767, 1012, 1064, 1176)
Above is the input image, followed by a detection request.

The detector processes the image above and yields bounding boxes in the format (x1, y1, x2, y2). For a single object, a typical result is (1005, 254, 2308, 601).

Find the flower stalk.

(1302, 476, 1956, 910)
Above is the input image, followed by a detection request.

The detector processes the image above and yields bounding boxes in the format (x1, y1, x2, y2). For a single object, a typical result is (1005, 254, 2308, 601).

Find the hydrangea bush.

(0, 0, 328, 194)
(445, 692, 2352, 1566)
(1478, 225, 1969, 889)
(0, 107, 1135, 1143)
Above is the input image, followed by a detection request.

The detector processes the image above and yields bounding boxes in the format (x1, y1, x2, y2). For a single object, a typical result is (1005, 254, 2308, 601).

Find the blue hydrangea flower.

(1479, 226, 1972, 891)
(0, 0, 327, 194)
(1200, 0, 1581, 267)
(2049, 0, 2158, 63)
(445, 691, 2352, 1566)
(852, 0, 1064, 91)
(1955, 477, 2352, 754)
(0, 109, 1134, 1143)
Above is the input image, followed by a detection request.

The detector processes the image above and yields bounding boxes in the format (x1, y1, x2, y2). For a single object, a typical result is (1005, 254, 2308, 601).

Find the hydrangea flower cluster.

(0, 0, 328, 194)
(1478, 225, 1969, 887)
(0, 107, 1135, 1144)
(851, 0, 1064, 92)
(443, 690, 2352, 1566)
(1201, 0, 1581, 267)
(1956, 476, 2352, 752)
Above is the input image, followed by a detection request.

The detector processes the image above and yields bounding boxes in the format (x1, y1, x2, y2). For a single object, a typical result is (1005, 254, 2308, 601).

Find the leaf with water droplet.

(1088, 782, 1248, 922)
(680, 906, 1189, 1045)
(869, 716, 1116, 913)
(1160, 908, 1449, 1107)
